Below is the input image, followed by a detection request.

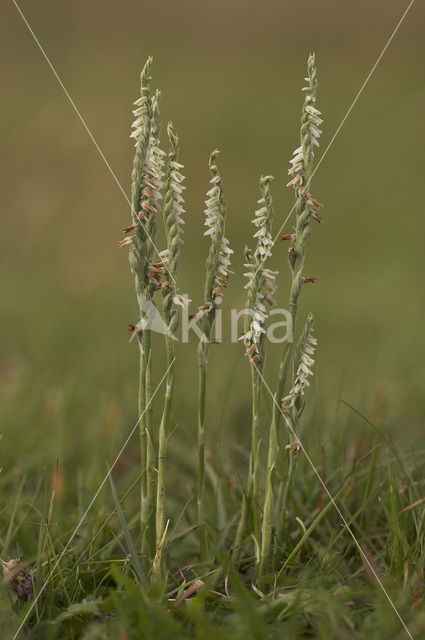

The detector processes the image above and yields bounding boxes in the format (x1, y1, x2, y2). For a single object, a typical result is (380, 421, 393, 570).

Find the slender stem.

(260, 402, 277, 574)
(281, 446, 298, 533)
(272, 341, 293, 430)
(281, 456, 294, 531)
(197, 338, 209, 561)
(153, 120, 183, 579)
(197, 150, 229, 561)
(234, 352, 263, 558)
(250, 365, 261, 549)
(273, 199, 306, 542)
(141, 328, 155, 561)
(153, 334, 174, 582)
(262, 314, 294, 564)
(137, 334, 149, 567)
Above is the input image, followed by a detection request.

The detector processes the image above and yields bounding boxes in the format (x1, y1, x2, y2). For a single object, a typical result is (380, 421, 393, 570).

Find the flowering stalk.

(153, 123, 186, 581)
(274, 53, 323, 543)
(124, 57, 170, 563)
(127, 57, 154, 562)
(281, 315, 317, 411)
(273, 54, 322, 425)
(280, 315, 317, 532)
(142, 91, 167, 561)
(234, 176, 276, 559)
(195, 150, 232, 560)
(145, 92, 167, 561)
(274, 53, 323, 426)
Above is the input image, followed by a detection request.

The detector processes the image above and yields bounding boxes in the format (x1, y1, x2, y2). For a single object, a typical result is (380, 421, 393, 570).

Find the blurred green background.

(1, 0, 424, 483)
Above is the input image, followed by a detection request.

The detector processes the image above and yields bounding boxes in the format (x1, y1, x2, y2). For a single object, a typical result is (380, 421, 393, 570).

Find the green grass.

(1, 399, 425, 638)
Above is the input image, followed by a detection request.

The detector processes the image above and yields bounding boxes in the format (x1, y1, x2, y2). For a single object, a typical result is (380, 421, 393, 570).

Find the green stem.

(272, 341, 293, 431)
(197, 338, 209, 561)
(281, 447, 298, 534)
(251, 365, 261, 550)
(233, 363, 262, 559)
(138, 335, 149, 565)
(260, 405, 278, 574)
(273, 207, 306, 543)
(153, 334, 174, 582)
(142, 329, 155, 562)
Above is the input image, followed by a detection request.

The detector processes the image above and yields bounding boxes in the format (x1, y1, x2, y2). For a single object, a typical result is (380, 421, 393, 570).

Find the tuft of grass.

(2, 415, 425, 638)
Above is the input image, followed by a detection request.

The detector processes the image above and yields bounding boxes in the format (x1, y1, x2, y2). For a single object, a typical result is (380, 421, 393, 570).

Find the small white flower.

(172, 294, 191, 309)
(282, 326, 317, 410)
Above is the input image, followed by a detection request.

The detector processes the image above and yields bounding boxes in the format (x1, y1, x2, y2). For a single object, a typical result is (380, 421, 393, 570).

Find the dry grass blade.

(174, 579, 205, 607)
(397, 497, 425, 518)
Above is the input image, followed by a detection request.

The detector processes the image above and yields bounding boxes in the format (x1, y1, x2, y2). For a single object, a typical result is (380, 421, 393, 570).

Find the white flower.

(282, 329, 317, 409)
(203, 170, 233, 288)
(251, 195, 274, 260)
(241, 180, 276, 361)
(215, 236, 233, 283)
(287, 69, 322, 190)
(130, 97, 150, 145)
(173, 294, 191, 309)
(142, 136, 165, 213)
(170, 164, 186, 240)
(119, 236, 134, 248)
(238, 330, 252, 348)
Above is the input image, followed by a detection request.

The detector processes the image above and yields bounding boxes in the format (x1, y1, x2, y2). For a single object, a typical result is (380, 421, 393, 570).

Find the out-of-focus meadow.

(1, 0, 424, 481)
